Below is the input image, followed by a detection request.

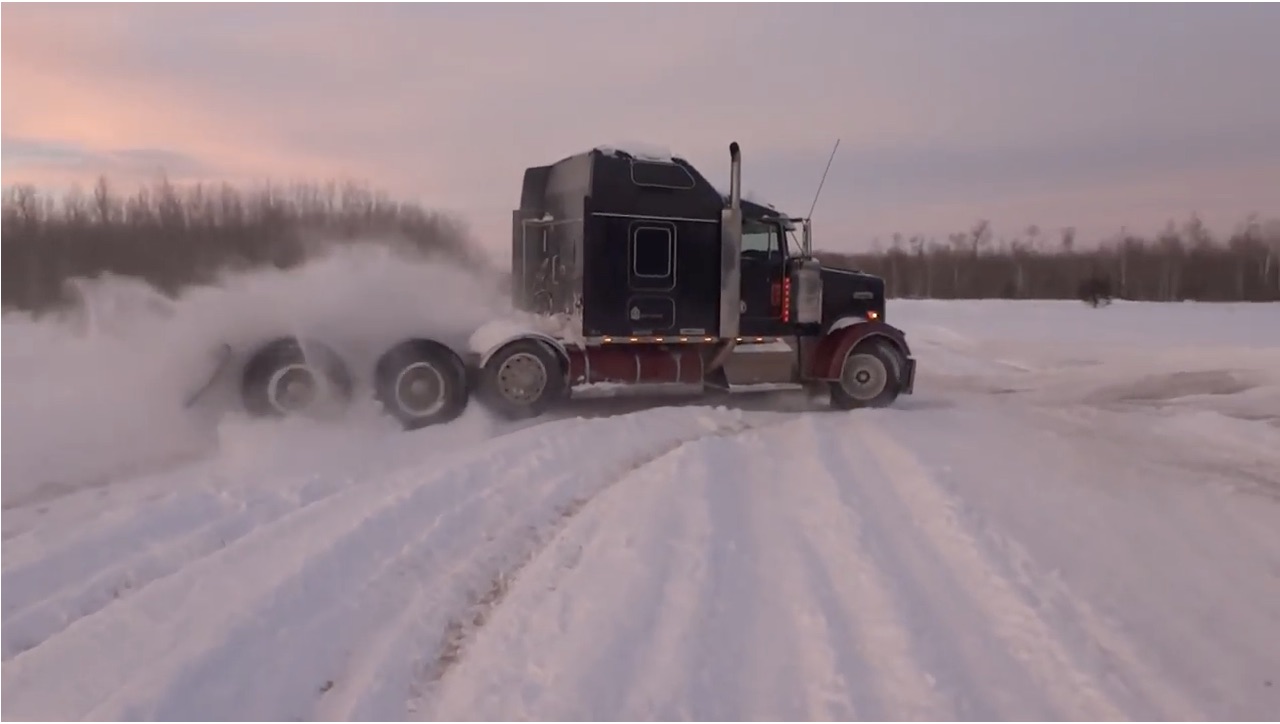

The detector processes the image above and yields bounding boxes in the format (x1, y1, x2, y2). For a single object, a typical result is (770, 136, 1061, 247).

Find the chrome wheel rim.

(394, 361, 447, 417)
(267, 363, 319, 414)
(840, 352, 888, 401)
(495, 352, 547, 404)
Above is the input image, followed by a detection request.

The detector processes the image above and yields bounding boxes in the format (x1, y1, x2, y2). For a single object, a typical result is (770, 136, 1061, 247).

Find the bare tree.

(2, 176, 488, 313)
(827, 214, 1280, 303)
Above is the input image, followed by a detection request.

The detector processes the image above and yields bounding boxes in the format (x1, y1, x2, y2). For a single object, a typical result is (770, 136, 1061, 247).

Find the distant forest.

(2, 177, 489, 313)
(823, 217, 1280, 304)
(3, 177, 1279, 313)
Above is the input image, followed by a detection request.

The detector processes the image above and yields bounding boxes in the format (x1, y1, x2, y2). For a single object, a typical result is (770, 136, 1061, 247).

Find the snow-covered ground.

(3, 251, 1280, 720)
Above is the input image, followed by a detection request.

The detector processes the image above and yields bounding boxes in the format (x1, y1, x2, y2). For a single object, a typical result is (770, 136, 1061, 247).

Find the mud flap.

(701, 366, 731, 394)
(184, 343, 233, 409)
(901, 356, 917, 395)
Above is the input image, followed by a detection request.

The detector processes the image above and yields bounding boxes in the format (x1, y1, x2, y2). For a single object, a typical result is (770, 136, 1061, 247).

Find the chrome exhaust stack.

(729, 141, 742, 210)
(707, 141, 744, 375)
(718, 141, 743, 341)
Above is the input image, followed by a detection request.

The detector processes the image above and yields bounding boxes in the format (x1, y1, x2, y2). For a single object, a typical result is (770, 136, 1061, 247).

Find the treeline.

(2, 177, 489, 313)
(823, 217, 1280, 302)
(4, 176, 1278, 312)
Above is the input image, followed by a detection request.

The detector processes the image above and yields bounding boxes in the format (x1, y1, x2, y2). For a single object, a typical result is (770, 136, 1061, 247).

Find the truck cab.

(503, 140, 915, 414)
(736, 203, 888, 339)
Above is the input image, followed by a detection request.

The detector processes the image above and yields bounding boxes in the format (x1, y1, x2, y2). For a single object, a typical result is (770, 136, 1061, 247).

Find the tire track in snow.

(1, 408, 751, 721)
(904, 400, 1230, 719)
(780, 419, 951, 720)
(323, 418, 748, 721)
(2, 475, 355, 662)
(2, 491, 229, 618)
(4, 493, 288, 661)
(429, 419, 958, 720)
(808, 416, 1039, 719)
(431, 414, 1061, 720)
(156, 412, 751, 722)
(686, 431, 854, 721)
(420, 421, 761, 720)
(846, 414, 1129, 721)
(961, 508, 1208, 721)
(425, 421, 836, 720)
(866, 396, 1278, 720)
(5, 421, 500, 720)
(611, 452, 716, 720)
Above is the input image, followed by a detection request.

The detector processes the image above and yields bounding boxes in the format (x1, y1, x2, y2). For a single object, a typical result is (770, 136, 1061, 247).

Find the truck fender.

(805, 320, 912, 381)
(825, 314, 870, 335)
(469, 320, 572, 374)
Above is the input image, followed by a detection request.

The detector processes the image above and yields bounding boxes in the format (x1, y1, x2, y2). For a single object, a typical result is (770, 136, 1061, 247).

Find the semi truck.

(193, 141, 917, 429)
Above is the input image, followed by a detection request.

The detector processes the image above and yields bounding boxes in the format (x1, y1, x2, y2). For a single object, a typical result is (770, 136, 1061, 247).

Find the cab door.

(739, 219, 788, 336)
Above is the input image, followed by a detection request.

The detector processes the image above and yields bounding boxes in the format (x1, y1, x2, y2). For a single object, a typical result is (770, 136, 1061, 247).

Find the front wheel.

(373, 339, 470, 430)
(829, 340, 902, 410)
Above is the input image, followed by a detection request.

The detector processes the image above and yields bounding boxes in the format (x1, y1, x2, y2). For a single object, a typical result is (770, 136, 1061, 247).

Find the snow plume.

(1, 244, 515, 508)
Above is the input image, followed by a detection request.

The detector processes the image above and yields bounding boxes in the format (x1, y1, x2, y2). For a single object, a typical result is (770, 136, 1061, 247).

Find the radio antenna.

(806, 138, 841, 219)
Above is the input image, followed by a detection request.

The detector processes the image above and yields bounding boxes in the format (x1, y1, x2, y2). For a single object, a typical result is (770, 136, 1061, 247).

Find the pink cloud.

(3, 3, 1278, 256)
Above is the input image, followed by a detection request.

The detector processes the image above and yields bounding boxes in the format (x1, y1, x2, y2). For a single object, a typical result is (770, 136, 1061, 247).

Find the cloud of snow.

(1, 244, 516, 507)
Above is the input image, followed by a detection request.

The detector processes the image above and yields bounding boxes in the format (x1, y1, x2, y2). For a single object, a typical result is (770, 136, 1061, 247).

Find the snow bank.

(893, 298, 1280, 463)
(0, 245, 514, 508)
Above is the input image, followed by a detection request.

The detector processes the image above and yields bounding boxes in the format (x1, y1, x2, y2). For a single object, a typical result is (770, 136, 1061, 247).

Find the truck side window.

(742, 221, 780, 256)
(633, 225, 673, 278)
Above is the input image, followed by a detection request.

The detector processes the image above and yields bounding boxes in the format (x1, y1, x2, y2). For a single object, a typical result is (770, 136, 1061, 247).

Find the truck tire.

(241, 336, 353, 419)
(373, 339, 470, 430)
(478, 338, 567, 420)
(829, 339, 901, 410)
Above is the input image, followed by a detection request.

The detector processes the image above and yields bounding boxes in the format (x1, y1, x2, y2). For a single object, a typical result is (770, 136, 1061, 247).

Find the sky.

(3, 3, 1279, 261)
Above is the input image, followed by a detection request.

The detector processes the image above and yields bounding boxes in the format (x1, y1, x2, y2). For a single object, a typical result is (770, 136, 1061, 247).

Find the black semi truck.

(198, 141, 917, 429)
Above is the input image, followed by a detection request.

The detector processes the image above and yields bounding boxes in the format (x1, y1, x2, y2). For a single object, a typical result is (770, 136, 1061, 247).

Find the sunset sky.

(3, 3, 1279, 259)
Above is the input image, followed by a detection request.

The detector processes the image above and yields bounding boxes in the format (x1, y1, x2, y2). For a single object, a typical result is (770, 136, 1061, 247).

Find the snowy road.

(4, 286, 1280, 720)
(422, 397, 1280, 721)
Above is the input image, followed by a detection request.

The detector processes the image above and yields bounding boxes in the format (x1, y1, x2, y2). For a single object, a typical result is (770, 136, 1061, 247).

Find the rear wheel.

(829, 340, 902, 410)
(478, 338, 566, 420)
(240, 337, 353, 419)
(373, 339, 470, 430)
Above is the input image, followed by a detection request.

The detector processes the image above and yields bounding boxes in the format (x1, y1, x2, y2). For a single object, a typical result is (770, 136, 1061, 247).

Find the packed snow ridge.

(3, 246, 1280, 720)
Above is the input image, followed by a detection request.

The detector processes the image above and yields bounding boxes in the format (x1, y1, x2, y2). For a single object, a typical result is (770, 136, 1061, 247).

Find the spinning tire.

(373, 339, 470, 430)
(240, 337, 354, 419)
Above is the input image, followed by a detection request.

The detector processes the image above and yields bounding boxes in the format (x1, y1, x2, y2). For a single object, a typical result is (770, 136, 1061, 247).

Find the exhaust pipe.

(729, 141, 741, 211)
(715, 141, 743, 349)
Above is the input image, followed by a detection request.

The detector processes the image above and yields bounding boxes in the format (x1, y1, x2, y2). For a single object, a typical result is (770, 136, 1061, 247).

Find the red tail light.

(781, 276, 791, 322)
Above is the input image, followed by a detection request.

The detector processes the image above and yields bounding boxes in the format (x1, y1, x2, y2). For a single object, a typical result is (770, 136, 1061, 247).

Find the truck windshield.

(783, 223, 804, 257)
(742, 219, 783, 257)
